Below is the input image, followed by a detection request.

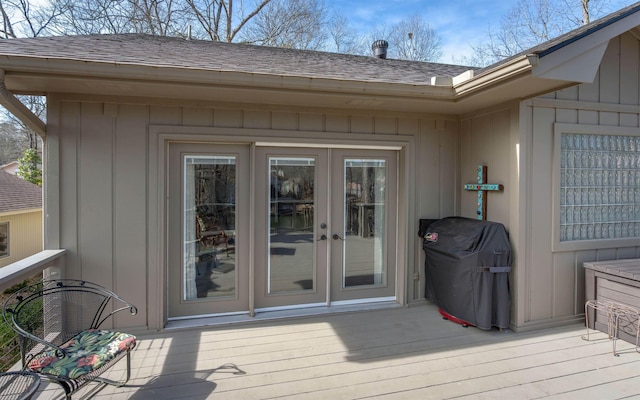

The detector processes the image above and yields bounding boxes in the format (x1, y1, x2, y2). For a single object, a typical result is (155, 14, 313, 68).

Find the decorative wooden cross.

(463, 165, 504, 220)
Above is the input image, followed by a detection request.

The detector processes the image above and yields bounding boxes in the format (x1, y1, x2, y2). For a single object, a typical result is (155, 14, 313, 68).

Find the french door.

(168, 143, 396, 319)
(254, 147, 397, 310)
(168, 143, 250, 318)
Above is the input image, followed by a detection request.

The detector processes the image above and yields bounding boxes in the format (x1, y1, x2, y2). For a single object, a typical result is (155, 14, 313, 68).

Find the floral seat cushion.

(27, 329, 136, 379)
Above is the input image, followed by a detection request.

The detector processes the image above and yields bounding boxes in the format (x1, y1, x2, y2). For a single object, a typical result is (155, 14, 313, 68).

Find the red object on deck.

(438, 308, 474, 327)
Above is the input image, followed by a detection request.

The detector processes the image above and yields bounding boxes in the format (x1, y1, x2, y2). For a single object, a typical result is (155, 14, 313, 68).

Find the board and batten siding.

(459, 104, 521, 329)
(0, 210, 42, 268)
(46, 95, 460, 331)
(517, 32, 640, 330)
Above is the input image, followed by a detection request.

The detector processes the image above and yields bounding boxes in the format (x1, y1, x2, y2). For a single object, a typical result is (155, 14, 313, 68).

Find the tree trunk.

(582, 0, 590, 25)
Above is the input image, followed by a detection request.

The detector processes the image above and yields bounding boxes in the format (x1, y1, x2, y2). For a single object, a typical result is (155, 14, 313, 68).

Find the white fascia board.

(430, 76, 453, 86)
(452, 70, 475, 86)
(2, 56, 456, 100)
(453, 55, 538, 96)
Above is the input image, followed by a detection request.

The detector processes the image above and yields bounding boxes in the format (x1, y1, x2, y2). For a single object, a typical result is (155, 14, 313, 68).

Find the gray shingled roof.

(0, 2, 636, 89)
(0, 34, 475, 85)
(0, 170, 41, 213)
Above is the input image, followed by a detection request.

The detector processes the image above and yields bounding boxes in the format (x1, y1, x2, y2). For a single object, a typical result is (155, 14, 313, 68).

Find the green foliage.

(0, 318, 20, 372)
(3, 279, 30, 295)
(0, 278, 43, 372)
(16, 148, 42, 186)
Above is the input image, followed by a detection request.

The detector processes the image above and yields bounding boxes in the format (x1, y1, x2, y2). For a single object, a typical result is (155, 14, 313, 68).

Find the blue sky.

(323, 0, 635, 63)
(324, 0, 514, 62)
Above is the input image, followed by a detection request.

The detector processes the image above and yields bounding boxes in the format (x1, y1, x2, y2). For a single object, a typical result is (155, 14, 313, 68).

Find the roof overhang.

(1, 6, 639, 119)
(534, 5, 640, 82)
(0, 54, 571, 116)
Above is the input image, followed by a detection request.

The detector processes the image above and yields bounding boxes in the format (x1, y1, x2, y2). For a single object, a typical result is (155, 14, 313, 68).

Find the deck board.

(31, 304, 640, 399)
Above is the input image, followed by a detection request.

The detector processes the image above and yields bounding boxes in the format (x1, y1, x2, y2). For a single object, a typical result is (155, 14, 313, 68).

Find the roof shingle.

(0, 170, 42, 213)
(0, 34, 476, 85)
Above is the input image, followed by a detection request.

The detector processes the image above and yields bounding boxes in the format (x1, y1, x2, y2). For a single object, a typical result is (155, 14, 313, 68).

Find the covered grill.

(419, 217, 512, 330)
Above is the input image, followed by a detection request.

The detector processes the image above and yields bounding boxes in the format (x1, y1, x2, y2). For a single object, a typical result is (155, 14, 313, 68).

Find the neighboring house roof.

(0, 161, 18, 175)
(0, 170, 41, 213)
(0, 3, 637, 115)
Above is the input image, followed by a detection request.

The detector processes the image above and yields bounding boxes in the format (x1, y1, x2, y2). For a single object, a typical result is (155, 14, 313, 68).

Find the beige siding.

(45, 31, 640, 333)
(46, 95, 461, 331)
(460, 105, 520, 327)
(518, 33, 640, 330)
(460, 108, 514, 226)
(415, 118, 460, 220)
(529, 106, 555, 323)
(0, 210, 42, 268)
(113, 104, 148, 327)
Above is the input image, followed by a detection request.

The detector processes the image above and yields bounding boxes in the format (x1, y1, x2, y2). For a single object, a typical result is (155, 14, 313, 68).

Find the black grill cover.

(419, 217, 512, 330)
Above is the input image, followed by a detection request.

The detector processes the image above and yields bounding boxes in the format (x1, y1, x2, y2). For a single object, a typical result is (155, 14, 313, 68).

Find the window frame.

(0, 221, 8, 259)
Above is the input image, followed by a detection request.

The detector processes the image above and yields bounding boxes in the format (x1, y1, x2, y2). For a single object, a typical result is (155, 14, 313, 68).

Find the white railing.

(0, 249, 66, 292)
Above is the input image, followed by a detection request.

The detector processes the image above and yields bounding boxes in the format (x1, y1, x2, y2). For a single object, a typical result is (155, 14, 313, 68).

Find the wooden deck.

(33, 304, 640, 399)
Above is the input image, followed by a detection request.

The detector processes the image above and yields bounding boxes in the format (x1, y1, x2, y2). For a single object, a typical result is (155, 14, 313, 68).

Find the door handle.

(332, 234, 344, 241)
(317, 234, 327, 241)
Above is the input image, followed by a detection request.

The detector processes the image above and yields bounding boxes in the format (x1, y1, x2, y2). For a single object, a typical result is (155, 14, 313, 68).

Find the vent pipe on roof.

(372, 40, 389, 59)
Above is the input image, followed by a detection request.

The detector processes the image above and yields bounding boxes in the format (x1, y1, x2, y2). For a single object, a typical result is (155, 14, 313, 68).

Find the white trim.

(534, 10, 640, 83)
(252, 296, 398, 312)
(254, 302, 328, 313)
(533, 41, 608, 82)
(529, 97, 640, 114)
(516, 101, 531, 327)
(249, 144, 256, 317)
(454, 55, 537, 96)
(553, 123, 640, 136)
(151, 124, 410, 150)
(255, 141, 402, 150)
(329, 296, 397, 307)
(168, 310, 249, 321)
(165, 300, 401, 330)
(0, 249, 66, 292)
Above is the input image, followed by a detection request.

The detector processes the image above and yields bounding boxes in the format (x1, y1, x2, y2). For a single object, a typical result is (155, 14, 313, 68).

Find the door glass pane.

(269, 157, 315, 293)
(184, 155, 236, 300)
(343, 159, 386, 287)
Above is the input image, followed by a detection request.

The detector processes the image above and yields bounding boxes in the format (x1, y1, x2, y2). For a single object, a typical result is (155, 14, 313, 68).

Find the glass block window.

(560, 133, 640, 241)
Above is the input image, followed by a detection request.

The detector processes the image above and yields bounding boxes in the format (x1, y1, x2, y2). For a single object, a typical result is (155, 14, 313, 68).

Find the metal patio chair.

(583, 299, 640, 356)
(2, 279, 138, 399)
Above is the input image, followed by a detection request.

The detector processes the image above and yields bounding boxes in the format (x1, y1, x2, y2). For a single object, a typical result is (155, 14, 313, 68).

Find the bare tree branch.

(185, 0, 273, 42)
(240, 0, 326, 49)
(463, 0, 625, 67)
